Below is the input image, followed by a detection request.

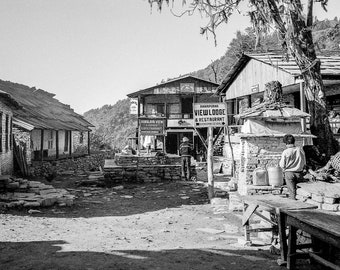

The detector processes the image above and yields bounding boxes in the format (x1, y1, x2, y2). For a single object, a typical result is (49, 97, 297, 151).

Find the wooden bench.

(242, 195, 317, 265)
(281, 209, 340, 270)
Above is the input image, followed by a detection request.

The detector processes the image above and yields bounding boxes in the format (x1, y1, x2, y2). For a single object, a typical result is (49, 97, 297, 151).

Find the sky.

(0, 0, 339, 114)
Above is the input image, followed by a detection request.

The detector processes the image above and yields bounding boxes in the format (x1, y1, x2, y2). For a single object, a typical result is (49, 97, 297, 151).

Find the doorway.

(166, 133, 178, 154)
(181, 97, 193, 118)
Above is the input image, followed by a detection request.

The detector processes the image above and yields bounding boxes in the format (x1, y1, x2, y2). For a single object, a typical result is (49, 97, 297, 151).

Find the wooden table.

(242, 195, 318, 265)
(281, 209, 340, 270)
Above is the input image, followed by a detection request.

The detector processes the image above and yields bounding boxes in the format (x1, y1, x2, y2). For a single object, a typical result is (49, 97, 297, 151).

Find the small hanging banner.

(130, 98, 138, 115)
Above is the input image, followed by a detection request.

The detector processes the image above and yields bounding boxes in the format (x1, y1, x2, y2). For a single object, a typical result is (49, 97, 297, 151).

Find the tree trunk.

(287, 5, 339, 158)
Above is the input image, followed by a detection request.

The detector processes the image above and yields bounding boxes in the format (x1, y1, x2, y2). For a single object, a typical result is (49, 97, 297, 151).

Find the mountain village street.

(0, 176, 286, 270)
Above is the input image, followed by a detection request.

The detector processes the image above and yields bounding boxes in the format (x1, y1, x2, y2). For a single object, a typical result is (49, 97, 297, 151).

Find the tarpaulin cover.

(241, 119, 302, 135)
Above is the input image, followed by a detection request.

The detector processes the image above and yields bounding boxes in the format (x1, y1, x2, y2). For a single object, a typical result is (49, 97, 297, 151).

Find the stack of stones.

(30, 152, 109, 177)
(103, 155, 183, 183)
(296, 182, 340, 212)
(104, 165, 182, 183)
(114, 154, 181, 166)
(0, 175, 75, 208)
(246, 186, 289, 196)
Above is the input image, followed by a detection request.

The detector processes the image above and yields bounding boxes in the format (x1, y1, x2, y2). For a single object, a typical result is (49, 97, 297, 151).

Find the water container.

(252, 168, 268, 186)
(267, 166, 283, 187)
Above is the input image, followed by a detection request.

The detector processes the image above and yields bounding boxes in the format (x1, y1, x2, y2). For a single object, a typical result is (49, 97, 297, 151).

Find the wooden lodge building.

(215, 51, 340, 134)
(213, 51, 340, 194)
(0, 79, 93, 175)
(127, 75, 219, 158)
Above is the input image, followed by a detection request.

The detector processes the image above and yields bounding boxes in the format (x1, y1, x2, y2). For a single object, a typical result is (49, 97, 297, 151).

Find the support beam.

(56, 130, 59, 159)
(207, 126, 214, 200)
(40, 129, 44, 161)
(194, 127, 207, 150)
(69, 131, 72, 156)
(87, 130, 91, 156)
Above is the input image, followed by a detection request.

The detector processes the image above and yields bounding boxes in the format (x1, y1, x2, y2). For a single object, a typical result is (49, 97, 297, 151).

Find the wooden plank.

(285, 211, 340, 248)
(309, 253, 340, 270)
(246, 227, 274, 233)
(242, 204, 258, 226)
(242, 194, 317, 211)
(253, 210, 277, 226)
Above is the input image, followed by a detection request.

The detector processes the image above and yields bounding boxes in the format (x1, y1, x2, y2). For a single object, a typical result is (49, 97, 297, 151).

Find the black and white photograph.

(0, 1, 340, 269)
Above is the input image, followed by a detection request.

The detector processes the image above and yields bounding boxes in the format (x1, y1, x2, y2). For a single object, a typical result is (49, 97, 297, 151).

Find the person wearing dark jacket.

(180, 137, 193, 180)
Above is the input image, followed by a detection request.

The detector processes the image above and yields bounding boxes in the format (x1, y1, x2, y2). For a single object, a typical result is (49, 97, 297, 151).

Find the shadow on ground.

(0, 240, 305, 270)
(3, 178, 213, 218)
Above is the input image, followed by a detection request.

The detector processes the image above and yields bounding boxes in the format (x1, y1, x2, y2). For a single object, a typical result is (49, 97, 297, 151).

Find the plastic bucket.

(267, 166, 283, 187)
(252, 168, 268, 186)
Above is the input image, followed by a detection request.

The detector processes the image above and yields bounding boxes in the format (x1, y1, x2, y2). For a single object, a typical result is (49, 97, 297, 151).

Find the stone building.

(0, 90, 21, 174)
(0, 79, 93, 175)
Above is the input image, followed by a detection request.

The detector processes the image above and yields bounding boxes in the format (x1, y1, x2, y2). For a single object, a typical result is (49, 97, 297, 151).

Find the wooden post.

(136, 124, 141, 183)
(56, 130, 59, 159)
(87, 130, 91, 156)
(300, 80, 306, 132)
(194, 127, 207, 150)
(207, 126, 214, 200)
(40, 129, 44, 161)
(69, 131, 72, 157)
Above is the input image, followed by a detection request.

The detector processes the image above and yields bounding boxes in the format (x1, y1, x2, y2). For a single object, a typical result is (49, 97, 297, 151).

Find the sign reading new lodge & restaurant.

(193, 103, 227, 128)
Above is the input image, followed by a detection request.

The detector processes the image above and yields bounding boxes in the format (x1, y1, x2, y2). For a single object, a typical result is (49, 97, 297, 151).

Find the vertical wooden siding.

(225, 59, 296, 100)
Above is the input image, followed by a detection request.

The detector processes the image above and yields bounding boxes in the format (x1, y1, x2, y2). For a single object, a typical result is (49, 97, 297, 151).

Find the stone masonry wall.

(114, 154, 181, 166)
(0, 101, 13, 175)
(237, 136, 305, 195)
(30, 152, 108, 177)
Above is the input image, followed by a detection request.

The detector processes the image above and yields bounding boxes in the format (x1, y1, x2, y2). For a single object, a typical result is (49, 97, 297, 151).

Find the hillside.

(83, 18, 340, 150)
(83, 99, 137, 150)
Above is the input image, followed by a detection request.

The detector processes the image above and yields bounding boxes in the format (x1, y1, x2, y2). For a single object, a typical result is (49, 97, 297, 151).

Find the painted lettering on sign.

(193, 103, 227, 128)
(139, 118, 165, 135)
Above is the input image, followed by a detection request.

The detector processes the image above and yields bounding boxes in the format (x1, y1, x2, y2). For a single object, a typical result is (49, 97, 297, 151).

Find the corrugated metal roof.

(0, 80, 93, 131)
(127, 75, 219, 98)
(216, 51, 340, 95)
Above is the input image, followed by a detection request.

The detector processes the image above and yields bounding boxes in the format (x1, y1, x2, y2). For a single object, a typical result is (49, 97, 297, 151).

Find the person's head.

(182, 137, 189, 142)
(283, 134, 295, 145)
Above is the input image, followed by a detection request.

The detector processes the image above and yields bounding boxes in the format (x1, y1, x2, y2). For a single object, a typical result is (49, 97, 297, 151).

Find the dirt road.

(0, 178, 284, 270)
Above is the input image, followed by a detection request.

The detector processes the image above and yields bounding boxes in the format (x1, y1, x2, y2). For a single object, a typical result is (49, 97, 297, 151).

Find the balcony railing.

(142, 113, 193, 119)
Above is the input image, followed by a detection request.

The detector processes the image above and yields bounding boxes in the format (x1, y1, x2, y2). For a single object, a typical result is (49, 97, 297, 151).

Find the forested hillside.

(83, 99, 137, 150)
(83, 18, 340, 150)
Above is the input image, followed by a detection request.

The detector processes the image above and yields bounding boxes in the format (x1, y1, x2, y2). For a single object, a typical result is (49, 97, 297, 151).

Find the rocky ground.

(0, 175, 312, 270)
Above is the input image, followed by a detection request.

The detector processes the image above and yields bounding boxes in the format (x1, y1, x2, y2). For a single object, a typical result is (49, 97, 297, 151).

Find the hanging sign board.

(130, 98, 138, 115)
(193, 103, 227, 128)
(139, 118, 165, 136)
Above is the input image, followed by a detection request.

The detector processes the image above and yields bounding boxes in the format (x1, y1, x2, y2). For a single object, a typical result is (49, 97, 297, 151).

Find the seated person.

(121, 145, 136, 155)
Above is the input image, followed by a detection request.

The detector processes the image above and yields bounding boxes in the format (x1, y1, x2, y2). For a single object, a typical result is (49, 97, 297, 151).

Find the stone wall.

(103, 165, 183, 184)
(114, 154, 181, 166)
(224, 134, 307, 196)
(0, 101, 13, 175)
(29, 152, 110, 177)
